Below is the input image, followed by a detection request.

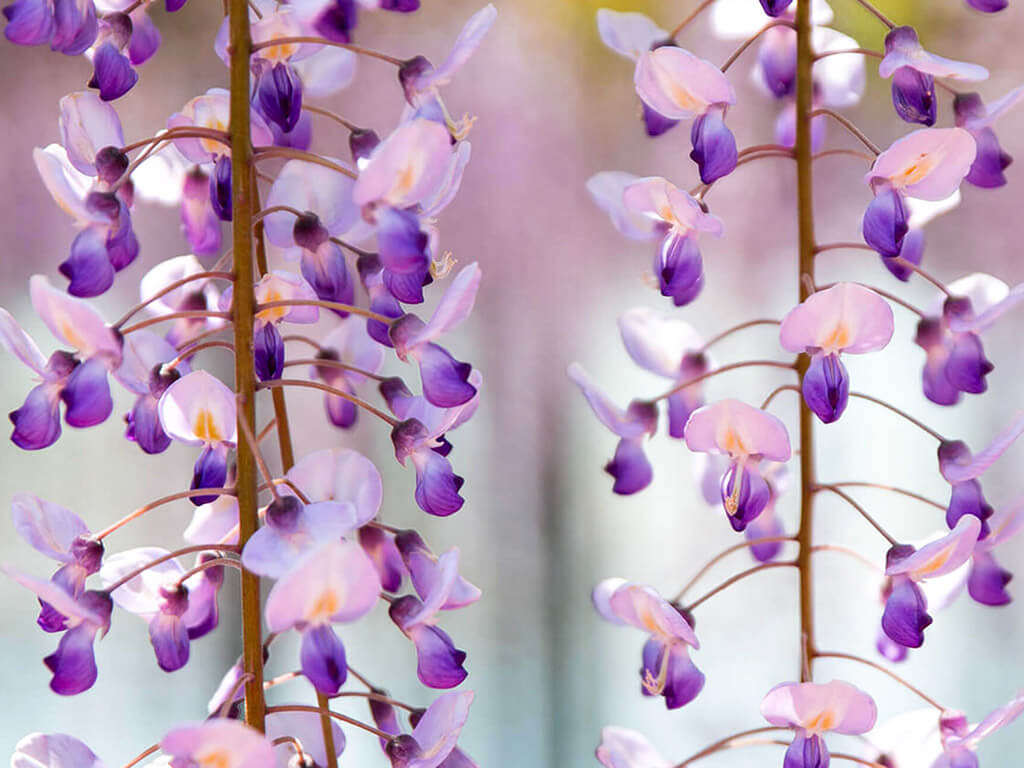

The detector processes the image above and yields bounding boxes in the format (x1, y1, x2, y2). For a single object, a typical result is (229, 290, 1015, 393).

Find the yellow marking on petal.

(256, 287, 287, 323)
(393, 162, 419, 200)
(721, 428, 749, 457)
(805, 710, 837, 734)
(199, 118, 229, 156)
(309, 589, 340, 622)
(193, 408, 223, 443)
(914, 546, 953, 578)
(59, 319, 87, 351)
(821, 322, 851, 352)
(197, 749, 231, 768)
(892, 153, 936, 189)
(642, 644, 672, 696)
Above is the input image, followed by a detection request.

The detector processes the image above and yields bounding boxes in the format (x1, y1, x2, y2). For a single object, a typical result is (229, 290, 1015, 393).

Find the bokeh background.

(3, 0, 1024, 764)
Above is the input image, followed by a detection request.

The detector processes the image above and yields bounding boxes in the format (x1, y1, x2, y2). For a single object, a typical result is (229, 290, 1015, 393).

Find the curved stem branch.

(814, 47, 883, 61)
(250, 36, 403, 65)
(670, 0, 717, 39)
(104, 544, 240, 593)
(850, 0, 897, 29)
(256, 379, 399, 426)
(824, 482, 945, 510)
(95, 488, 237, 540)
(698, 319, 781, 353)
(811, 544, 882, 573)
(813, 651, 945, 709)
(761, 383, 801, 409)
(256, 298, 391, 324)
(113, 271, 235, 329)
(282, 357, 389, 382)
(264, 705, 396, 740)
(684, 562, 797, 612)
(120, 310, 231, 335)
(654, 360, 797, 402)
(848, 391, 946, 441)
(813, 485, 899, 545)
(808, 108, 881, 155)
(253, 146, 357, 178)
(721, 20, 796, 72)
(673, 537, 796, 602)
(675, 727, 790, 767)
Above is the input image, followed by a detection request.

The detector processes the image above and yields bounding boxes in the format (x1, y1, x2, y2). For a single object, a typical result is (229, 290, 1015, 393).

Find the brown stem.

(236, 399, 281, 501)
(673, 537, 796, 602)
(283, 357, 389, 382)
(848, 392, 946, 441)
(814, 281, 926, 318)
(229, 0, 265, 730)
(683, 562, 797, 612)
(175, 556, 242, 585)
(265, 705, 395, 740)
(165, 341, 236, 370)
(304, 104, 361, 133)
(811, 545, 881, 573)
(813, 485, 899, 545)
(669, 0, 717, 39)
(813, 148, 876, 162)
(120, 127, 231, 154)
(252, 204, 306, 223)
(113, 271, 236, 328)
(256, 379, 399, 426)
(119, 310, 231, 335)
(850, 0, 897, 29)
(120, 745, 160, 768)
(721, 20, 797, 73)
(654, 360, 797, 402)
(250, 36, 403, 65)
(104, 544, 240, 593)
(814, 47, 883, 61)
(813, 651, 945, 709)
(698, 318, 781, 353)
(95, 488, 236, 540)
(761, 383, 801, 409)
(675, 727, 789, 767)
(282, 334, 323, 350)
(330, 690, 416, 711)
(825, 482, 945, 510)
(253, 146, 358, 178)
(256, 298, 391, 324)
(809, 108, 881, 155)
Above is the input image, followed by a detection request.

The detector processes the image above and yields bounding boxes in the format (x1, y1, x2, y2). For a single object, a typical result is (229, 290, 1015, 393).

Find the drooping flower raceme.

(779, 283, 894, 423)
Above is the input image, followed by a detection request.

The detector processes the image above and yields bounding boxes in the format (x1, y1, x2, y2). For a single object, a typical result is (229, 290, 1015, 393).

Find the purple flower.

(115, 330, 185, 454)
(386, 376, 480, 516)
(58, 91, 124, 177)
(11, 733, 103, 768)
(593, 579, 703, 709)
(568, 363, 657, 495)
(156, 370, 237, 504)
(389, 545, 476, 688)
(779, 283, 894, 423)
(761, 680, 877, 768)
(168, 88, 273, 165)
(936, 693, 1024, 766)
(965, 497, 1024, 605)
(881, 517, 981, 648)
(684, 399, 792, 531)
(386, 691, 474, 768)
(622, 177, 723, 306)
(11, 493, 102, 631)
(313, 318, 386, 428)
(390, 262, 480, 407)
(266, 711, 345, 768)
(596, 726, 669, 768)
(954, 87, 1024, 188)
(879, 27, 988, 125)
(864, 128, 977, 257)
(264, 540, 381, 694)
(2, 566, 112, 694)
(3, 0, 97, 54)
(634, 47, 737, 179)
(139, 256, 226, 347)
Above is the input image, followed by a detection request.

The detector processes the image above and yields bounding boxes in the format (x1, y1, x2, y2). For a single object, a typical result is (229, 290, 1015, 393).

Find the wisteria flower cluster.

(2, 0, 495, 766)
(580, 0, 1024, 766)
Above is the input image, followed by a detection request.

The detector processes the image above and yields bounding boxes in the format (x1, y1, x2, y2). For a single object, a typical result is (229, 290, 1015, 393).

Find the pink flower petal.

(634, 47, 736, 120)
(99, 547, 184, 617)
(596, 10, 667, 62)
(295, 47, 357, 99)
(352, 119, 454, 209)
(264, 540, 381, 631)
(0, 307, 48, 375)
(964, 691, 1024, 747)
(866, 128, 977, 201)
(12, 733, 104, 768)
(421, 141, 472, 219)
(157, 370, 238, 447)
(618, 308, 702, 380)
(265, 711, 345, 768)
(622, 177, 723, 236)
(779, 283, 894, 355)
(11, 494, 89, 562)
(761, 680, 877, 734)
(33, 145, 96, 226)
(887, 516, 981, 581)
(253, 271, 319, 325)
(567, 363, 652, 439)
(114, 330, 181, 396)
(415, 4, 497, 94)
(940, 413, 1024, 484)
(970, 85, 1024, 129)
(59, 92, 124, 177)
(161, 719, 275, 768)
(586, 172, 662, 241)
(596, 726, 669, 768)
(879, 29, 988, 81)
(607, 582, 699, 648)
(402, 263, 481, 351)
(684, 399, 791, 461)
(30, 276, 120, 363)
(408, 691, 474, 768)
(264, 160, 359, 248)
(184, 496, 240, 546)
(2, 565, 103, 626)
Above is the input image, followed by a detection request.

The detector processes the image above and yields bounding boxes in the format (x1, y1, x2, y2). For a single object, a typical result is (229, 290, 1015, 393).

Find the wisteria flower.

(593, 579, 703, 709)
(622, 176, 724, 306)
(684, 399, 791, 530)
(595, 726, 668, 768)
(386, 691, 474, 768)
(966, 496, 1024, 605)
(58, 91, 123, 177)
(863, 128, 976, 257)
(312, 317, 386, 428)
(100, 546, 224, 670)
(390, 262, 480, 407)
(2, 276, 122, 449)
(2, 566, 112, 694)
(265, 711, 345, 768)
(879, 27, 988, 125)
(115, 330, 186, 454)
(881, 192, 960, 282)
(138, 255, 226, 348)
(283, 447, 383, 522)
(935, 693, 1024, 767)
(634, 47, 738, 181)
(264, 539, 381, 694)
(586, 171, 663, 241)
(881, 516, 981, 648)
(156, 369, 237, 504)
(11, 733, 104, 768)
(761, 680, 877, 768)
(388, 543, 474, 688)
(12, 493, 102, 631)
(385, 372, 481, 516)
(568, 363, 657, 495)
(954, 87, 1024, 188)
(779, 283, 894, 423)
(161, 719, 275, 768)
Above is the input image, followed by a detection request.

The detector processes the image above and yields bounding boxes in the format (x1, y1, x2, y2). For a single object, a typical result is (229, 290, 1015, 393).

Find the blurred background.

(2, 0, 1024, 764)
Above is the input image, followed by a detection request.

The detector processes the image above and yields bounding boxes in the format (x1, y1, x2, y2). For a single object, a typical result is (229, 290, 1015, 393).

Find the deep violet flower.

(385, 691, 474, 768)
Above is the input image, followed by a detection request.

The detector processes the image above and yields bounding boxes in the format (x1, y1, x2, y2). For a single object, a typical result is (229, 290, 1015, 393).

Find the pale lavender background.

(2, 0, 1024, 765)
